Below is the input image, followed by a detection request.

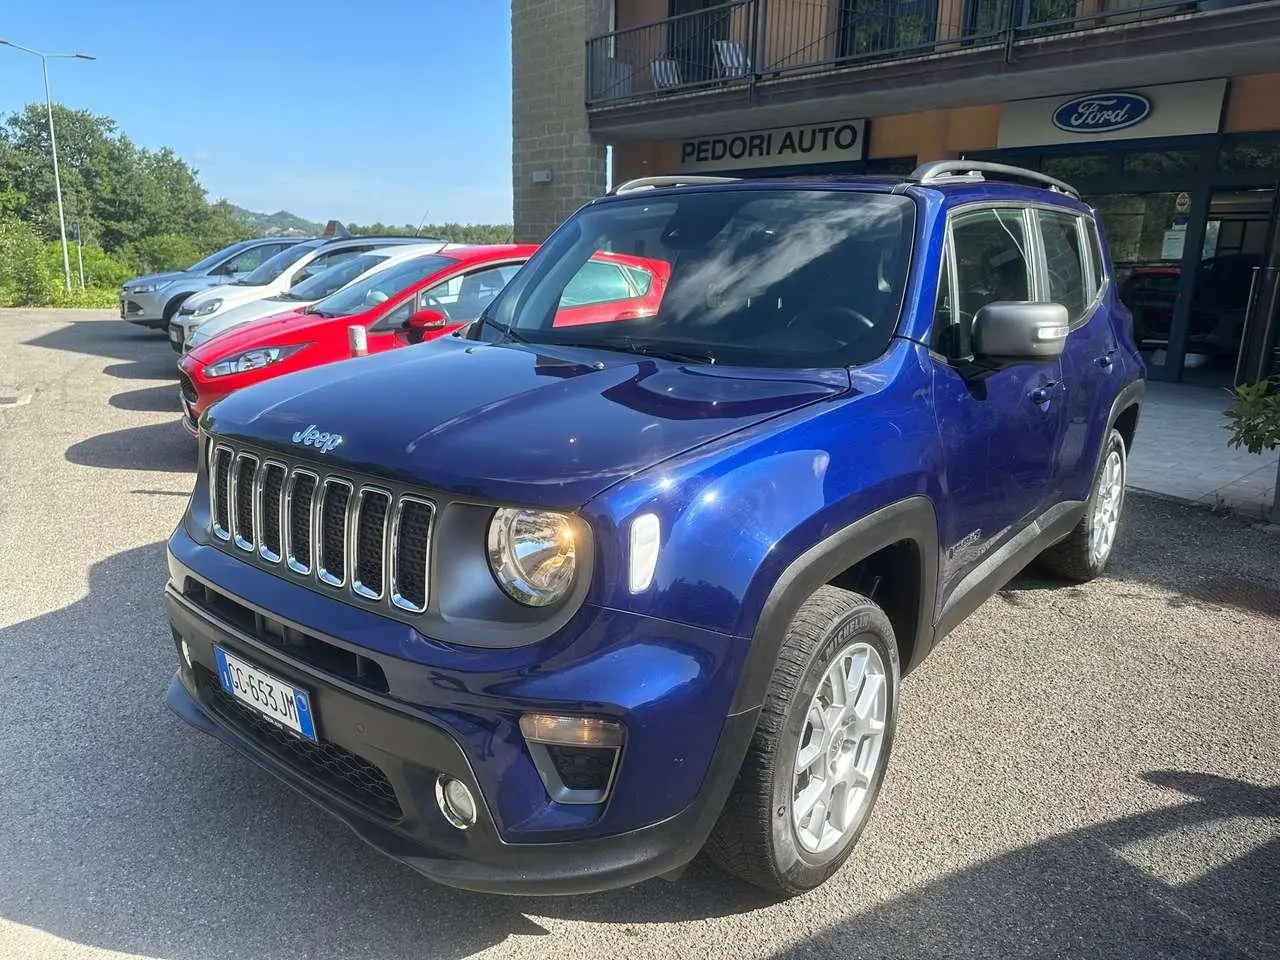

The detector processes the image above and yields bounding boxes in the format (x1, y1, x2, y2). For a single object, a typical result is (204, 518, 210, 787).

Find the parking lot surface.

(1, 309, 1277, 960)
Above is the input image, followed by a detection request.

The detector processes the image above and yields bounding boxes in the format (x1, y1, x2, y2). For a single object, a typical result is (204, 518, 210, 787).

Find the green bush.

(1225, 380, 1280, 455)
(0, 215, 58, 306)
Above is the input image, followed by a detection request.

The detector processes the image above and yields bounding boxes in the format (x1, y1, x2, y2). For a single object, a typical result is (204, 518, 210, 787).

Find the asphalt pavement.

(1, 309, 1277, 960)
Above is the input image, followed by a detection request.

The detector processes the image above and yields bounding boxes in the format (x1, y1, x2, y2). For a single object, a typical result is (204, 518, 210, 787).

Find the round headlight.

(486, 508, 577, 607)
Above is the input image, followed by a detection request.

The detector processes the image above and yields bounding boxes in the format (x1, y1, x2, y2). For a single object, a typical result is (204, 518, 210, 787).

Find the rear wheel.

(1038, 427, 1127, 582)
(706, 585, 900, 895)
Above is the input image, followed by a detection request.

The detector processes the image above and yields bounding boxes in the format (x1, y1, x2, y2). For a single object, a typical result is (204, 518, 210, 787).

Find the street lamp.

(0, 39, 95, 295)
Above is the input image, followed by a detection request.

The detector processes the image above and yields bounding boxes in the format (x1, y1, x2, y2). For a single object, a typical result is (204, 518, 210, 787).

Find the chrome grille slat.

(352, 488, 392, 600)
(206, 439, 432, 615)
(231, 453, 259, 552)
(257, 461, 287, 563)
(391, 497, 434, 614)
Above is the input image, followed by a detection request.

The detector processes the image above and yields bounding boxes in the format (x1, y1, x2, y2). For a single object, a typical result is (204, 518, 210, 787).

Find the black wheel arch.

(729, 495, 939, 714)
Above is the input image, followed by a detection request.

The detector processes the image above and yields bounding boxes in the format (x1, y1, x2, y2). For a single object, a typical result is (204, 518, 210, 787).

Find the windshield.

(308, 254, 457, 318)
(236, 241, 320, 286)
(479, 189, 915, 367)
(185, 241, 254, 274)
(281, 253, 389, 302)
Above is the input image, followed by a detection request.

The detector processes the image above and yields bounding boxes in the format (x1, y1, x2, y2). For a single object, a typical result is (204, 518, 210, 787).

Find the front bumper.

(120, 288, 169, 327)
(163, 533, 758, 895)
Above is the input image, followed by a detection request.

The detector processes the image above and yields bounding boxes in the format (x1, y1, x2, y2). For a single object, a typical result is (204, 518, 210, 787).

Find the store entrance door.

(1234, 187, 1280, 386)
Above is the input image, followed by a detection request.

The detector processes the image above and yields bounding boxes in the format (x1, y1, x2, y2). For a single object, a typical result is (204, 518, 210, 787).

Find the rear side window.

(1037, 210, 1088, 319)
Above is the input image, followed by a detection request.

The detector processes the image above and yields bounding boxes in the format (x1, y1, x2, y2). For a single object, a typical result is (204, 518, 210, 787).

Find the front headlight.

(487, 508, 578, 607)
(130, 280, 174, 294)
(204, 344, 308, 378)
(192, 298, 223, 317)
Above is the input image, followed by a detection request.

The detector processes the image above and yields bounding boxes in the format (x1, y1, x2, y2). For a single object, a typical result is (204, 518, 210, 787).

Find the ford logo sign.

(1052, 92, 1152, 134)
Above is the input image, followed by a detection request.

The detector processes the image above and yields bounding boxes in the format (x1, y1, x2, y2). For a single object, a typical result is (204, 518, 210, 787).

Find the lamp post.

(0, 40, 95, 295)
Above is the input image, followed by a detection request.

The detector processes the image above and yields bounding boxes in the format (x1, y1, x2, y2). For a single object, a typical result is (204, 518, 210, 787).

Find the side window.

(1085, 218, 1107, 293)
(432, 265, 519, 322)
(945, 208, 1032, 357)
(380, 299, 414, 327)
(294, 249, 356, 284)
(221, 244, 278, 275)
(1037, 210, 1089, 319)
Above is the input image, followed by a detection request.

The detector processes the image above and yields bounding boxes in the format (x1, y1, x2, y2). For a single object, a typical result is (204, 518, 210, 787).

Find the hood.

(124, 270, 186, 289)
(186, 308, 318, 360)
(188, 296, 313, 343)
(185, 282, 273, 313)
(204, 338, 851, 509)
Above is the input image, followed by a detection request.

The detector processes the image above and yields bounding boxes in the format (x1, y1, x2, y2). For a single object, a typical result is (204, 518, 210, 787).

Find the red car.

(178, 246, 670, 434)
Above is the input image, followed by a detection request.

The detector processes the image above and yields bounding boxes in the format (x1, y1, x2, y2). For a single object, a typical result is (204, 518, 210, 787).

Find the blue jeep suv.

(164, 161, 1145, 896)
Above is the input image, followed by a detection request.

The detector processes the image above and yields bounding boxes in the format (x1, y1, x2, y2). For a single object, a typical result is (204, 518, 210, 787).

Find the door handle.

(1030, 382, 1058, 405)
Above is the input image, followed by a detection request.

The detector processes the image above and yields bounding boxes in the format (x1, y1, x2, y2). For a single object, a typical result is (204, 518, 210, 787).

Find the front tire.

(706, 585, 900, 896)
(1038, 427, 1127, 582)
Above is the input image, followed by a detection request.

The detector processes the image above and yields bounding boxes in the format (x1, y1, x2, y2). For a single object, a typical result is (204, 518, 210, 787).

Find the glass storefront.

(970, 135, 1280, 387)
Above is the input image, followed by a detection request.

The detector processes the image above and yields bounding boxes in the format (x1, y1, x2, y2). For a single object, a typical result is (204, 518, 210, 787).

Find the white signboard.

(679, 120, 867, 173)
(998, 79, 1226, 148)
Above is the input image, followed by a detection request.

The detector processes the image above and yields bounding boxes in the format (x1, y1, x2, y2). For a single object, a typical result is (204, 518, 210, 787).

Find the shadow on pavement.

(65, 419, 195, 473)
(23, 317, 168, 368)
(768, 771, 1279, 959)
(1, 530, 1276, 958)
(109, 383, 184, 414)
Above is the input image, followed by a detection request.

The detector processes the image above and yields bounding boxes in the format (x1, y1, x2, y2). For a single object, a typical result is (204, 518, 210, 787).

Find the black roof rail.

(609, 175, 739, 195)
(909, 160, 1080, 199)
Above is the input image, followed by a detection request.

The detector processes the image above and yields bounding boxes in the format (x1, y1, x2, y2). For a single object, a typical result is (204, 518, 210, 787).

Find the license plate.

(214, 647, 317, 741)
(169, 326, 182, 344)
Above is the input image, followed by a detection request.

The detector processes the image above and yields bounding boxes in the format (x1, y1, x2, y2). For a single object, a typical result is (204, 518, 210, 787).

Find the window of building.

(1121, 149, 1199, 177)
(1037, 210, 1089, 319)
(1042, 154, 1109, 181)
(1218, 137, 1280, 174)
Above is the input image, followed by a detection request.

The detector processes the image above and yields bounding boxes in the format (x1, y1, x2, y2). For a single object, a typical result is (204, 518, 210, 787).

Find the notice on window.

(1161, 225, 1187, 260)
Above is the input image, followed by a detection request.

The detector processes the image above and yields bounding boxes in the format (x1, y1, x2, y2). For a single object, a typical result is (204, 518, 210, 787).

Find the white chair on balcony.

(713, 40, 752, 79)
(649, 57, 683, 90)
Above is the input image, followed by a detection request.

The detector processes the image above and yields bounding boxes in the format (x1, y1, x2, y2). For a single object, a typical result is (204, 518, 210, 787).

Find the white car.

(168, 234, 445, 351)
(180, 243, 452, 354)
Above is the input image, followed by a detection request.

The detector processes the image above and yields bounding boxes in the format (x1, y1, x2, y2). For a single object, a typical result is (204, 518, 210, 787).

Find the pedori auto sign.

(679, 120, 867, 173)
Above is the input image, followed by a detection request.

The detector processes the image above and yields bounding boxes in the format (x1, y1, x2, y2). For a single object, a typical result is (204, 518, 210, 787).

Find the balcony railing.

(587, 0, 1259, 106)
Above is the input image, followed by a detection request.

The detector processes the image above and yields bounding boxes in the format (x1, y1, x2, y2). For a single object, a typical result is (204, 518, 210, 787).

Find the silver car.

(119, 237, 309, 329)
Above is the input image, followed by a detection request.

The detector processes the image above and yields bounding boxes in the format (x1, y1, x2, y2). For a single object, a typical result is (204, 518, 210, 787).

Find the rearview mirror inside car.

(972, 301, 1068, 366)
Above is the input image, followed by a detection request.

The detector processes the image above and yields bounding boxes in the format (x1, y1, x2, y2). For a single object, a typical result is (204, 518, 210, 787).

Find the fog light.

(435, 776, 477, 830)
(180, 639, 193, 670)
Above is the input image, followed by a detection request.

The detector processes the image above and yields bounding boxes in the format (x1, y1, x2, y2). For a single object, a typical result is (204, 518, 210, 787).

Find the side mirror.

(972, 301, 1068, 365)
(408, 308, 449, 331)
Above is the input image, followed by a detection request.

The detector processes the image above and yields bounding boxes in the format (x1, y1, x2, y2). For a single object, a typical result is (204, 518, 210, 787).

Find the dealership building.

(511, 0, 1280, 386)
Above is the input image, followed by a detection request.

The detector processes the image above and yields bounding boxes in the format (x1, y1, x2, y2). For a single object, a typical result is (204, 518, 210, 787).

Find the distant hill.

(228, 205, 321, 236)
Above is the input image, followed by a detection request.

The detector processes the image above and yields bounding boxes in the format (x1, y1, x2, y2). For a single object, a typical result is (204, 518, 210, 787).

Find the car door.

(930, 205, 1067, 600)
(366, 262, 527, 351)
(1037, 209, 1117, 505)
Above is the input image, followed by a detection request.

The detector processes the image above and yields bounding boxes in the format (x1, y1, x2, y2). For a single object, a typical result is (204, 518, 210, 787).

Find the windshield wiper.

(587, 337, 717, 365)
(471, 311, 527, 344)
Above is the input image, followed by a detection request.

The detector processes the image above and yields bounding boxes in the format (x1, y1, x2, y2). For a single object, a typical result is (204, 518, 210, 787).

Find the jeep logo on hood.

(292, 424, 343, 453)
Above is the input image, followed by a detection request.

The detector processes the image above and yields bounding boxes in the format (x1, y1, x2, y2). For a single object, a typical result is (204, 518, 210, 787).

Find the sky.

(0, 0, 514, 225)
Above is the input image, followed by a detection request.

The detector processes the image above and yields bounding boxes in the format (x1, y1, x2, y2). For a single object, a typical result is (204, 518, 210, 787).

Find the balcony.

(586, 0, 1266, 108)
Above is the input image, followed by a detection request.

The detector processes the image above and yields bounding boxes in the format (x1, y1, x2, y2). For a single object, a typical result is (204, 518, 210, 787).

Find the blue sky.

(0, 0, 514, 225)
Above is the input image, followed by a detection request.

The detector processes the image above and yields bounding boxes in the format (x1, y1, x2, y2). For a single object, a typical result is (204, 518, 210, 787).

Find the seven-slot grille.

(207, 442, 433, 613)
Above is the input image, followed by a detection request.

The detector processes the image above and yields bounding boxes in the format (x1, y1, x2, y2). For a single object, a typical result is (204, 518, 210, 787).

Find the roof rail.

(609, 175, 739, 196)
(909, 160, 1080, 199)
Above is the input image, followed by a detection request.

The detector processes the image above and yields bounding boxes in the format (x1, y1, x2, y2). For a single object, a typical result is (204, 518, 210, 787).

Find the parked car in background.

(168, 234, 446, 352)
(164, 163, 1145, 897)
(177, 245, 536, 433)
(120, 237, 311, 329)
(1118, 252, 1261, 357)
(179, 243, 446, 355)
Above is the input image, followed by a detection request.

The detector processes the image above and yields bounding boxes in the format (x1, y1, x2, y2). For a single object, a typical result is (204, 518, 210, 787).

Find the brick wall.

(512, 0, 611, 242)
